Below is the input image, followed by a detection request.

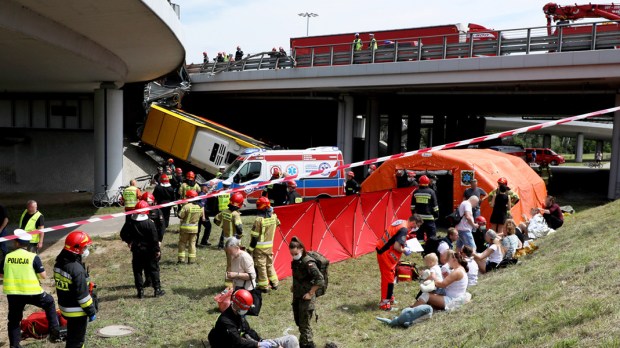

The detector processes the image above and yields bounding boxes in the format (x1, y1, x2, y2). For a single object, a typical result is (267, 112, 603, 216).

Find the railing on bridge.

(187, 21, 620, 74)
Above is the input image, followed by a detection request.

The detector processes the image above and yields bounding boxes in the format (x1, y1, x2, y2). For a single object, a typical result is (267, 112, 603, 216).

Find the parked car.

(525, 148, 565, 166)
(489, 145, 527, 162)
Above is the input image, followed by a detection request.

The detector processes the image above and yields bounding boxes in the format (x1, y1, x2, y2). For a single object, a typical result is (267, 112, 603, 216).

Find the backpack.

(396, 261, 420, 283)
(445, 206, 462, 227)
(306, 251, 329, 297)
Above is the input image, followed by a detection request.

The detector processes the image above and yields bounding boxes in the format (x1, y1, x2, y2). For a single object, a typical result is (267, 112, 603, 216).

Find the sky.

(175, 0, 563, 64)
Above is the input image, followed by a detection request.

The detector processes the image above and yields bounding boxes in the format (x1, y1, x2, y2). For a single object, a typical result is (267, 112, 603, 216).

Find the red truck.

(290, 23, 500, 67)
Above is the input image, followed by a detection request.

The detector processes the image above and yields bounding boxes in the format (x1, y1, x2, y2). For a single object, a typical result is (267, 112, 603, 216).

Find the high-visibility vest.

(20, 210, 42, 243)
(122, 186, 139, 208)
(376, 220, 407, 252)
(218, 193, 230, 211)
(369, 38, 377, 50)
(3, 248, 43, 295)
(353, 38, 362, 51)
(179, 203, 203, 233)
(179, 182, 200, 200)
(251, 215, 278, 250)
(220, 210, 240, 238)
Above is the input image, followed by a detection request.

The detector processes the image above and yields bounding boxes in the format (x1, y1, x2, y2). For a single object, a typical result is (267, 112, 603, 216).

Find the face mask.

(82, 248, 90, 259)
(480, 226, 487, 232)
(292, 253, 302, 261)
(368, 169, 372, 174)
(237, 309, 248, 316)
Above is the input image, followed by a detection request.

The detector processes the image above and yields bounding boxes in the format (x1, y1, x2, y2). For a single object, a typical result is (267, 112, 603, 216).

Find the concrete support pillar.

(445, 115, 459, 143)
(432, 114, 446, 146)
(609, 96, 620, 199)
(575, 133, 584, 163)
(365, 97, 380, 160)
(543, 134, 552, 148)
(337, 94, 355, 165)
(407, 114, 421, 151)
(596, 140, 604, 155)
(94, 83, 123, 194)
(387, 111, 402, 155)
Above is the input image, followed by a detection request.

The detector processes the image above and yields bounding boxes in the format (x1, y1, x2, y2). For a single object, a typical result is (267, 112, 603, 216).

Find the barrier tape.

(2, 105, 618, 243)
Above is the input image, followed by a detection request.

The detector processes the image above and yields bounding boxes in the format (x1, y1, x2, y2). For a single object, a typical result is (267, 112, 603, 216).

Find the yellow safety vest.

(122, 186, 139, 208)
(20, 210, 42, 244)
(369, 38, 377, 50)
(179, 203, 203, 233)
(219, 210, 241, 238)
(218, 193, 231, 211)
(353, 38, 362, 51)
(179, 183, 200, 200)
(3, 248, 43, 295)
(251, 215, 278, 250)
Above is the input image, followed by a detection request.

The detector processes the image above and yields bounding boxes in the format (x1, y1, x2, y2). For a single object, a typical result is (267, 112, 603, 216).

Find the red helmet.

(497, 177, 508, 185)
(407, 170, 416, 178)
(175, 168, 183, 175)
(141, 192, 156, 205)
(369, 164, 376, 170)
(167, 158, 174, 164)
(419, 175, 430, 186)
(185, 190, 198, 199)
(230, 192, 244, 208)
(475, 216, 487, 225)
(256, 196, 271, 210)
(64, 231, 92, 255)
(272, 167, 280, 177)
(347, 171, 355, 178)
(186, 171, 195, 180)
(160, 174, 170, 184)
(287, 181, 297, 188)
(232, 289, 253, 310)
(135, 200, 150, 212)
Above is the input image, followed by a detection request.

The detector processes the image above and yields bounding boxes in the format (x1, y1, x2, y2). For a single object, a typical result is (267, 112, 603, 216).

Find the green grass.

(13, 198, 620, 347)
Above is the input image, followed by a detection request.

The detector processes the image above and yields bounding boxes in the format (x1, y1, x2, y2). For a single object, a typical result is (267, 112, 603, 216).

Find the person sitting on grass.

(461, 245, 478, 287)
(208, 289, 299, 348)
(501, 219, 522, 262)
(473, 229, 504, 274)
(519, 207, 554, 239)
(411, 250, 469, 311)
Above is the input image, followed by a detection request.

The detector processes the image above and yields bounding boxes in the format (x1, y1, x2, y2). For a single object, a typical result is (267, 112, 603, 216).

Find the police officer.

(214, 192, 245, 287)
(353, 33, 362, 51)
(121, 179, 141, 222)
(289, 236, 324, 348)
(1, 230, 61, 347)
(215, 182, 232, 249)
(369, 33, 377, 50)
(177, 190, 202, 264)
(345, 171, 360, 196)
(411, 175, 439, 241)
(249, 197, 281, 292)
(120, 200, 165, 298)
(54, 231, 97, 348)
(285, 181, 303, 205)
(153, 174, 176, 228)
(19, 200, 45, 253)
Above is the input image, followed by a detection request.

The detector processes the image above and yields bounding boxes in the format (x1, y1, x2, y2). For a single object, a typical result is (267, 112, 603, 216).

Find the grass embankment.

(15, 199, 620, 347)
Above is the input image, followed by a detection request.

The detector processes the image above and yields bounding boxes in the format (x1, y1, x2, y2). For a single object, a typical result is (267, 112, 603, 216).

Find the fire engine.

(543, 2, 620, 49)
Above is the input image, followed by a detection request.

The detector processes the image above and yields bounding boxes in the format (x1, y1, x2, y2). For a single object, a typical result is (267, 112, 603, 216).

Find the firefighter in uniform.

(177, 190, 202, 264)
(215, 182, 232, 248)
(153, 173, 176, 228)
(411, 175, 439, 241)
(289, 236, 324, 348)
(344, 171, 360, 195)
(1, 230, 61, 347)
(120, 200, 165, 298)
(262, 167, 287, 207)
(375, 215, 422, 310)
(53, 231, 97, 348)
(141, 192, 165, 287)
(178, 171, 200, 203)
(214, 192, 245, 287)
(121, 179, 141, 222)
(19, 200, 45, 253)
(249, 197, 281, 292)
(285, 181, 303, 205)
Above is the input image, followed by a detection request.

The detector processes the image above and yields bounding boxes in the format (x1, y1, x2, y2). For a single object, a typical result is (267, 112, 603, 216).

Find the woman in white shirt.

(411, 250, 468, 310)
(473, 229, 504, 273)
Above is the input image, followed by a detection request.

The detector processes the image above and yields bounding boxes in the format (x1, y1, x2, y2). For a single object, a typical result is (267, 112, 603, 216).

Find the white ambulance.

(212, 147, 346, 204)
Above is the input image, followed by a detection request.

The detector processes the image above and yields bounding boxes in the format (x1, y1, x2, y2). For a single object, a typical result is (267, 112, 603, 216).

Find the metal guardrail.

(188, 21, 620, 74)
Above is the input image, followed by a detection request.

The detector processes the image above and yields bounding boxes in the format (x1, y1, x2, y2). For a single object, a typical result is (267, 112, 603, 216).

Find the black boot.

(137, 288, 144, 299)
(154, 288, 166, 297)
(48, 327, 63, 343)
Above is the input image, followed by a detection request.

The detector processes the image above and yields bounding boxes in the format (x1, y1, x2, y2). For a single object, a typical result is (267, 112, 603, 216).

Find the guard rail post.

(526, 28, 531, 54)
(442, 36, 448, 59)
(558, 25, 564, 52)
(590, 23, 598, 50)
(496, 33, 503, 56)
(310, 48, 315, 67)
(468, 33, 474, 57)
(329, 46, 334, 66)
(417, 38, 422, 61)
(394, 41, 399, 62)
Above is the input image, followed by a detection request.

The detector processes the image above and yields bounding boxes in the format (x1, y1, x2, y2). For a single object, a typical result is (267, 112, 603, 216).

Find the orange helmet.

(186, 171, 195, 180)
(419, 175, 430, 186)
(256, 196, 271, 210)
(185, 190, 198, 199)
(497, 177, 508, 185)
(135, 200, 150, 212)
(232, 289, 253, 310)
(287, 181, 297, 188)
(141, 192, 156, 205)
(230, 192, 244, 208)
(64, 231, 92, 255)
(160, 174, 170, 184)
(175, 168, 183, 175)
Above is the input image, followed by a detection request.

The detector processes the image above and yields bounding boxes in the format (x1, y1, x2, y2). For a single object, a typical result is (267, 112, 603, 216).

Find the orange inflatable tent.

(361, 149, 547, 224)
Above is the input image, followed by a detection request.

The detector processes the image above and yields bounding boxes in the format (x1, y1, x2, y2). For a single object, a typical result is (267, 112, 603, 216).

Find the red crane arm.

(544, 3, 620, 22)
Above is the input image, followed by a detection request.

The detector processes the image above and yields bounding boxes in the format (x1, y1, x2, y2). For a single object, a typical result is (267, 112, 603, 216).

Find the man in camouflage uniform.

(248, 197, 281, 292)
(214, 192, 245, 287)
(289, 236, 324, 348)
(177, 190, 202, 264)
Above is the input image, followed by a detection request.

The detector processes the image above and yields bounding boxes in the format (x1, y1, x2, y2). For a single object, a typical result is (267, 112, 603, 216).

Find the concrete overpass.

(0, 0, 185, 193)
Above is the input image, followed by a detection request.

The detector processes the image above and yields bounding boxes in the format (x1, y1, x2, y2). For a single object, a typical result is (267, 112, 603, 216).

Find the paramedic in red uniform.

(376, 214, 423, 310)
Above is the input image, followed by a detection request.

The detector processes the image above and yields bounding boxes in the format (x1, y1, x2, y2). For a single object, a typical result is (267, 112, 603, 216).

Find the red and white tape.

(2, 106, 618, 243)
